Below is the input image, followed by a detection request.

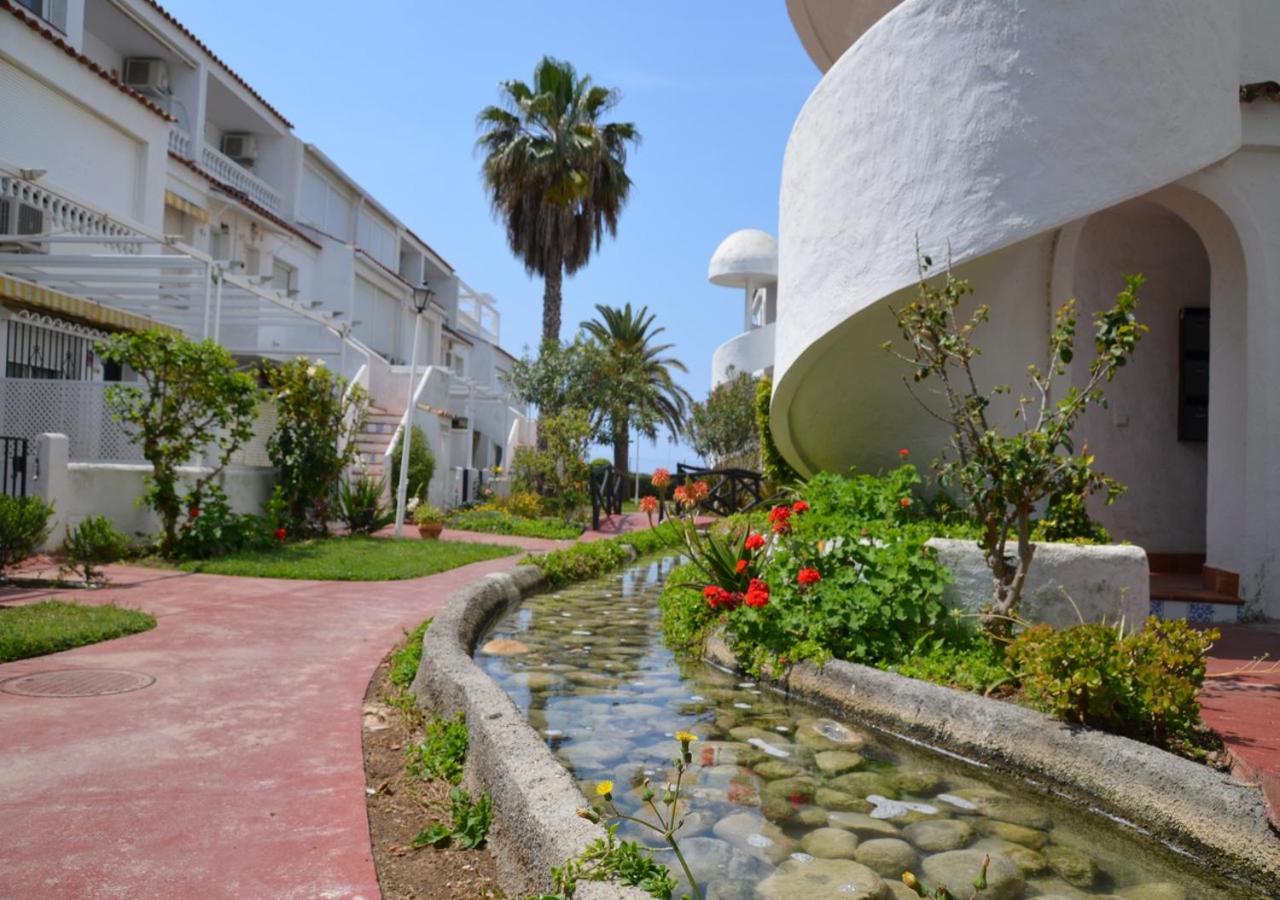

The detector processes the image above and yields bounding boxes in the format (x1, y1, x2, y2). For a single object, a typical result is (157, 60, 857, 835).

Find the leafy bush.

(338, 474, 393, 535)
(755, 374, 799, 487)
(525, 521, 684, 588)
(490, 490, 544, 519)
(99, 330, 260, 556)
(0, 494, 53, 576)
(413, 787, 491, 850)
(389, 425, 435, 503)
(446, 508, 582, 540)
(59, 516, 130, 585)
(1007, 617, 1217, 752)
(173, 486, 266, 560)
(409, 711, 469, 785)
(266, 357, 366, 534)
(657, 561, 719, 655)
(888, 632, 1012, 694)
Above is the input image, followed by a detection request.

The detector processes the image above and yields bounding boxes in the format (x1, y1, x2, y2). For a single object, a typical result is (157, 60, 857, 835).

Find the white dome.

(708, 229, 778, 289)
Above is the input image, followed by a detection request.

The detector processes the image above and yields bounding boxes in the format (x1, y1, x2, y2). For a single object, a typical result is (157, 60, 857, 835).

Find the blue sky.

(164, 1, 820, 470)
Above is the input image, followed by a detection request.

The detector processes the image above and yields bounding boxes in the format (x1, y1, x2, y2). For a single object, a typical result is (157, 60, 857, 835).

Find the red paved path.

(1199, 621, 1280, 827)
(0, 555, 525, 899)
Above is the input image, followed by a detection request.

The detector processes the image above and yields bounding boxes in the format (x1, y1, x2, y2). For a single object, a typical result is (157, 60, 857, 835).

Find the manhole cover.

(0, 669, 155, 697)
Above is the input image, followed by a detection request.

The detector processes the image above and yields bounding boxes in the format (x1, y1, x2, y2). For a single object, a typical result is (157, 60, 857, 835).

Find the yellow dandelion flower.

(595, 780, 614, 797)
(674, 731, 698, 744)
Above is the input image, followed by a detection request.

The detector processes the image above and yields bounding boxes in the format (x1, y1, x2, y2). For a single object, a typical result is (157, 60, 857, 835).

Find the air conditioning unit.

(220, 133, 259, 165)
(0, 198, 46, 253)
(122, 58, 170, 96)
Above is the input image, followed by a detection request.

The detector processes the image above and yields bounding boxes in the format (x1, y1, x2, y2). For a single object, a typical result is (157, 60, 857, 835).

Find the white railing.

(200, 141, 283, 213)
(0, 175, 139, 252)
(380, 365, 449, 470)
(457, 283, 500, 344)
(168, 125, 193, 159)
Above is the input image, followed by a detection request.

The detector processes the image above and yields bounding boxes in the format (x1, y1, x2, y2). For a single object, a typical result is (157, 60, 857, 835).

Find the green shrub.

(657, 561, 719, 655)
(488, 490, 545, 519)
(524, 521, 684, 588)
(446, 508, 582, 540)
(389, 424, 435, 503)
(1007, 617, 1217, 752)
(59, 516, 130, 585)
(0, 494, 54, 576)
(887, 632, 1011, 694)
(543, 825, 677, 899)
(755, 375, 798, 487)
(173, 486, 265, 560)
(338, 474, 394, 535)
(409, 711, 469, 784)
(266, 357, 366, 534)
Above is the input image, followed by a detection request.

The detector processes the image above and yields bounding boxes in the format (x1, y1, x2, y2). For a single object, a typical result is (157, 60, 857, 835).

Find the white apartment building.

(0, 0, 532, 526)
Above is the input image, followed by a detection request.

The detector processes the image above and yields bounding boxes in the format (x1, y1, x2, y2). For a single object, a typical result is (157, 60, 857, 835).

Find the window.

(271, 258, 296, 293)
(5, 319, 95, 380)
(16, 0, 66, 31)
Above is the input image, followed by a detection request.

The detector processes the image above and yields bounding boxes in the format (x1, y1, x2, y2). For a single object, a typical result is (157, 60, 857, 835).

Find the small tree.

(511, 409, 592, 522)
(887, 258, 1146, 637)
(100, 331, 260, 557)
(266, 358, 367, 534)
(388, 425, 436, 503)
(689, 368, 759, 468)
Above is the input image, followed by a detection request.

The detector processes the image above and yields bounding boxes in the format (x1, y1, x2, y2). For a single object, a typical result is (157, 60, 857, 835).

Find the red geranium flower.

(797, 567, 822, 586)
(899, 497, 912, 509)
(744, 532, 766, 552)
(792, 500, 810, 514)
(274, 527, 287, 543)
(188, 507, 200, 519)
(899, 448, 910, 460)
(735, 559, 748, 574)
(767, 505, 792, 534)
(744, 578, 770, 608)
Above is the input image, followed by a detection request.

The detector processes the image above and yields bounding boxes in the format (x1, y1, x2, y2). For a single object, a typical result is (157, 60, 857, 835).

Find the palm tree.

(477, 56, 639, 344)
(582, 303, 692, 474)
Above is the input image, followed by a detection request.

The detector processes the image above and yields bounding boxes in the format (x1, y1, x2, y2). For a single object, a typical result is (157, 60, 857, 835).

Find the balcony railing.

(0, 175, 139, 253)
(200, 141, 282, 213)
(168, 124, 193, 159)
(457, 282, 500, 344)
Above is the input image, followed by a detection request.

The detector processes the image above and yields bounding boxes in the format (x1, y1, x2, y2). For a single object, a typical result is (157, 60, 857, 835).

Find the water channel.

(475, 556, 1257, 899)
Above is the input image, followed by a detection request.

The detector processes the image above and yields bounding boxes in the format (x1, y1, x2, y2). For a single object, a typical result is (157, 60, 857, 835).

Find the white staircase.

(353, 406, 400, 483)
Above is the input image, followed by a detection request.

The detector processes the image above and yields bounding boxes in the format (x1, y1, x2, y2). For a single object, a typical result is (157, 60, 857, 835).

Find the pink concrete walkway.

(0, 554, 523, 899)
(1199, 621, 1280, 828)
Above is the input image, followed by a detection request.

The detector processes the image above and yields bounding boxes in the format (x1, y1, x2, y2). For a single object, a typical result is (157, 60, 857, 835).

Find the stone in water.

(747, 737, 791, 758)
(936, 793, 977, 811)
(866, 794, 937, 820)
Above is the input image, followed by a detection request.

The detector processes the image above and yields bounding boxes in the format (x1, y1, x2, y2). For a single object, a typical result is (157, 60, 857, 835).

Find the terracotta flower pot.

(417, 522, 443, 540)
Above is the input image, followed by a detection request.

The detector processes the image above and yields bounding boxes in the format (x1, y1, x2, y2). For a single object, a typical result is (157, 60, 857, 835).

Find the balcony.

(457, 282, 500, 344)
(168, 124, 193, 160)
(711, 322, 775, 387)
(199, 141, 282, 214)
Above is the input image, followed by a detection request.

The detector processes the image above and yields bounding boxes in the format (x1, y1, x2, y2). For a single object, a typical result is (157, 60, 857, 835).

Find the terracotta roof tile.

(2, 0, 174, 122)
(141, 0, 293, 129)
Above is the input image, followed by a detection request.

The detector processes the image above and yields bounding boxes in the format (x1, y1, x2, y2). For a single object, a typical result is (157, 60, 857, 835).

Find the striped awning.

(164, 190, 209, 224)
(0, 274, 181, 335)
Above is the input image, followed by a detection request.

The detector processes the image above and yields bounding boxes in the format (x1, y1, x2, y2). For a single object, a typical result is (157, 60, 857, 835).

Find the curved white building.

(772, 0, 1280, 618)
(708, 228, 777, 386)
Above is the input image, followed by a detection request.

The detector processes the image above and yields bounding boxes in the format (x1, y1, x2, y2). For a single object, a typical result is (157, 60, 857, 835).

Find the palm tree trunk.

(542, 264, 563, 343)
(613, 424, 630, 476)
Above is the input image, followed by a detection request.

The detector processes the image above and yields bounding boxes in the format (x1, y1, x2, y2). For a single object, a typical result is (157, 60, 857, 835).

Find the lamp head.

(412, 279, 435, 314)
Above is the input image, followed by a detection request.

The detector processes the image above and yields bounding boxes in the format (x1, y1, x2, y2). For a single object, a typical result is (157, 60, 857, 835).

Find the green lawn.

(444, 508, 583, 540)
(179, 536, 516, 581)
(0, 600, 157, 663)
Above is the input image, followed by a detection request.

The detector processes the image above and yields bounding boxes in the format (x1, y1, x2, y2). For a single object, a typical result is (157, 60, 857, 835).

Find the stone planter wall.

(926, 538, 1149, 630)
(410, 564, 650, 900)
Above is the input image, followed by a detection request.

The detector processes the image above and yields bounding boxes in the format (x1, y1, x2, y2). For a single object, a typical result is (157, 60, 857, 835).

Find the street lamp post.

(394, 280, 435, 537)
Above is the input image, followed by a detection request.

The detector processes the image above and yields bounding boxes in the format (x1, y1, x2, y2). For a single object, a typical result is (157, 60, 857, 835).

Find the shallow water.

(475, 557, 1257, 899)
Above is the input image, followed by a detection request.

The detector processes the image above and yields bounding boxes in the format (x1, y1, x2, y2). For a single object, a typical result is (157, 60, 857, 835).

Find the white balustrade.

(168, 125, 193, 159)
(200, 141, 283, 213)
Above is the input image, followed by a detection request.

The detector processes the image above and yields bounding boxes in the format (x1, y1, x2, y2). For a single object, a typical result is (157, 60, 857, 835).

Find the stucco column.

(32, 433, 70, 550)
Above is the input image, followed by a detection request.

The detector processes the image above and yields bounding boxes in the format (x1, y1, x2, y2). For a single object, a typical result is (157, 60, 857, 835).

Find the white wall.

(1064, 200, 1209, 554)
